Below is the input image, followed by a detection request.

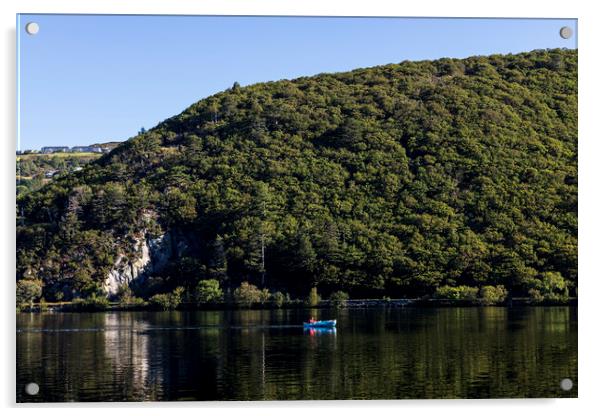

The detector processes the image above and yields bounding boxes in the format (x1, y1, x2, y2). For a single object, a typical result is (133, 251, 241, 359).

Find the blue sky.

(17, 15, 577, 150)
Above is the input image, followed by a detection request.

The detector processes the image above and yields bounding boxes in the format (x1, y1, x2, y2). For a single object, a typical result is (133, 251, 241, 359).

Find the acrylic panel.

(16, 15, 578, 402)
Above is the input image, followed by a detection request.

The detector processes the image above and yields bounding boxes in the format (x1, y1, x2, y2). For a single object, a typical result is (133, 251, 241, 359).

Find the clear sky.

(17, 15, 577, 150)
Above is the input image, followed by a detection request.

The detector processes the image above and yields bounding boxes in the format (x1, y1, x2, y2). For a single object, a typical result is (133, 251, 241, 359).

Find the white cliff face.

(104, 233, 173, 296)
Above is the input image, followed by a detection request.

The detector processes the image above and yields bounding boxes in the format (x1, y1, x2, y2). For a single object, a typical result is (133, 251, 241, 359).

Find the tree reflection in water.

(17, 307, 577, 401)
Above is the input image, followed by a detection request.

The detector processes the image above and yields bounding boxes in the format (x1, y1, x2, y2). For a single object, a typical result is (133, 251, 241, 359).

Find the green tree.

(15, 49, 578, 301)
(70, 294, 110, 311)
(160, 188, 197, 225)
(528, 272, 570, 302)
(233, 282, 262, 308)
(434, 285, 479, 301)
(271, 291, 287, 308)
(150, 286, 184, 310)
(478, 285, 508, 306)
(116, 285, 146, 308)
(16, 279, 43, 310)
(306, 287, 321, 307)
(329, 290, 349, 308)
(195, 279, 224, 305)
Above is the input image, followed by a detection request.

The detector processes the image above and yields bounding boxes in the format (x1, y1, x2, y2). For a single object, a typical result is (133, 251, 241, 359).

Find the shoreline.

(19, 297, 578, 313)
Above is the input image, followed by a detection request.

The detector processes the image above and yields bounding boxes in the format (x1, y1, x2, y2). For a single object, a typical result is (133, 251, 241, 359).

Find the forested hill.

(17, 48, 577, 302)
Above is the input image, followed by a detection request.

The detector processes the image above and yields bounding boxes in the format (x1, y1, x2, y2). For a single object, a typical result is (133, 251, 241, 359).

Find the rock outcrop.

(104, 233, 173, 296)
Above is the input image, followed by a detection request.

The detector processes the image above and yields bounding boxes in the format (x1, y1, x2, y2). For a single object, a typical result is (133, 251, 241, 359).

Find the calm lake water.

(17, 307, 577, 401)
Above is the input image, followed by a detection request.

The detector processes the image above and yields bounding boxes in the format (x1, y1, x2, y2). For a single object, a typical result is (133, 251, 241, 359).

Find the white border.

(2, 0, 600, 414)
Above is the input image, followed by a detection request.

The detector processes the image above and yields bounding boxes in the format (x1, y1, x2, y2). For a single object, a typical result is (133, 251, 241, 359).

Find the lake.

(16, 306, 577, 401)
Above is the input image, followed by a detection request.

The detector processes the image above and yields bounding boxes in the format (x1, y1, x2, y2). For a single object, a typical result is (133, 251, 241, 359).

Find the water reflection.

(304, 328, 337, 336)
(16, 307, 577, 401)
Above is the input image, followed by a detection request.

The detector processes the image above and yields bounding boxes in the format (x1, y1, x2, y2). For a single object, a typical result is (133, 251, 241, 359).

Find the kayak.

(303, 319, 336, 328)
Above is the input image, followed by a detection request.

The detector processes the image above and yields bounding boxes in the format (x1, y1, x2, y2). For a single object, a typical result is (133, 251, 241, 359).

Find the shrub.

(116, 284, 132, 301)
(172, 286, 185, 301)
(149, 294, 171, 310)
(16, 279, 43, 310)
(329, 291, 349, 308)
(70, 294, 110, 311)
(39, 297, 48, 312)
(259, 288, 271, 304)
(537, 272, 570, 302)
(149, 286, 184, 310)
(233, 282, 262, 308)
(195, 279, 223, 305)
(125, 297, 147, 308)
(433, 285, 478, 301)
(115, 285, 146, 308)
(528, 288, 545, 303)
(306, 287, 321, 307)
(119, 294, 147, 309)
(526, 273, 570, 303)
(272, 291, 287, 308)
(478, 285, 508, 305)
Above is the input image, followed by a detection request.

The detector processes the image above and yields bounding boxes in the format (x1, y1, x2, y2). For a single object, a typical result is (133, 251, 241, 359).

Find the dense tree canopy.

(16, 49, 577, 301)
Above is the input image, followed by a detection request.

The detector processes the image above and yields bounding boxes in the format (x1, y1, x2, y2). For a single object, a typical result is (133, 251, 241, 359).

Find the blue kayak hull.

(303, 319, 336, 328)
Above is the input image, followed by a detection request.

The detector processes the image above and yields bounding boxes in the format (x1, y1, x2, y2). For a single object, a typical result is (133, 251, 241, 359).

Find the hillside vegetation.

(16, 49, 577, 302)
(17, 153, 102, 196)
